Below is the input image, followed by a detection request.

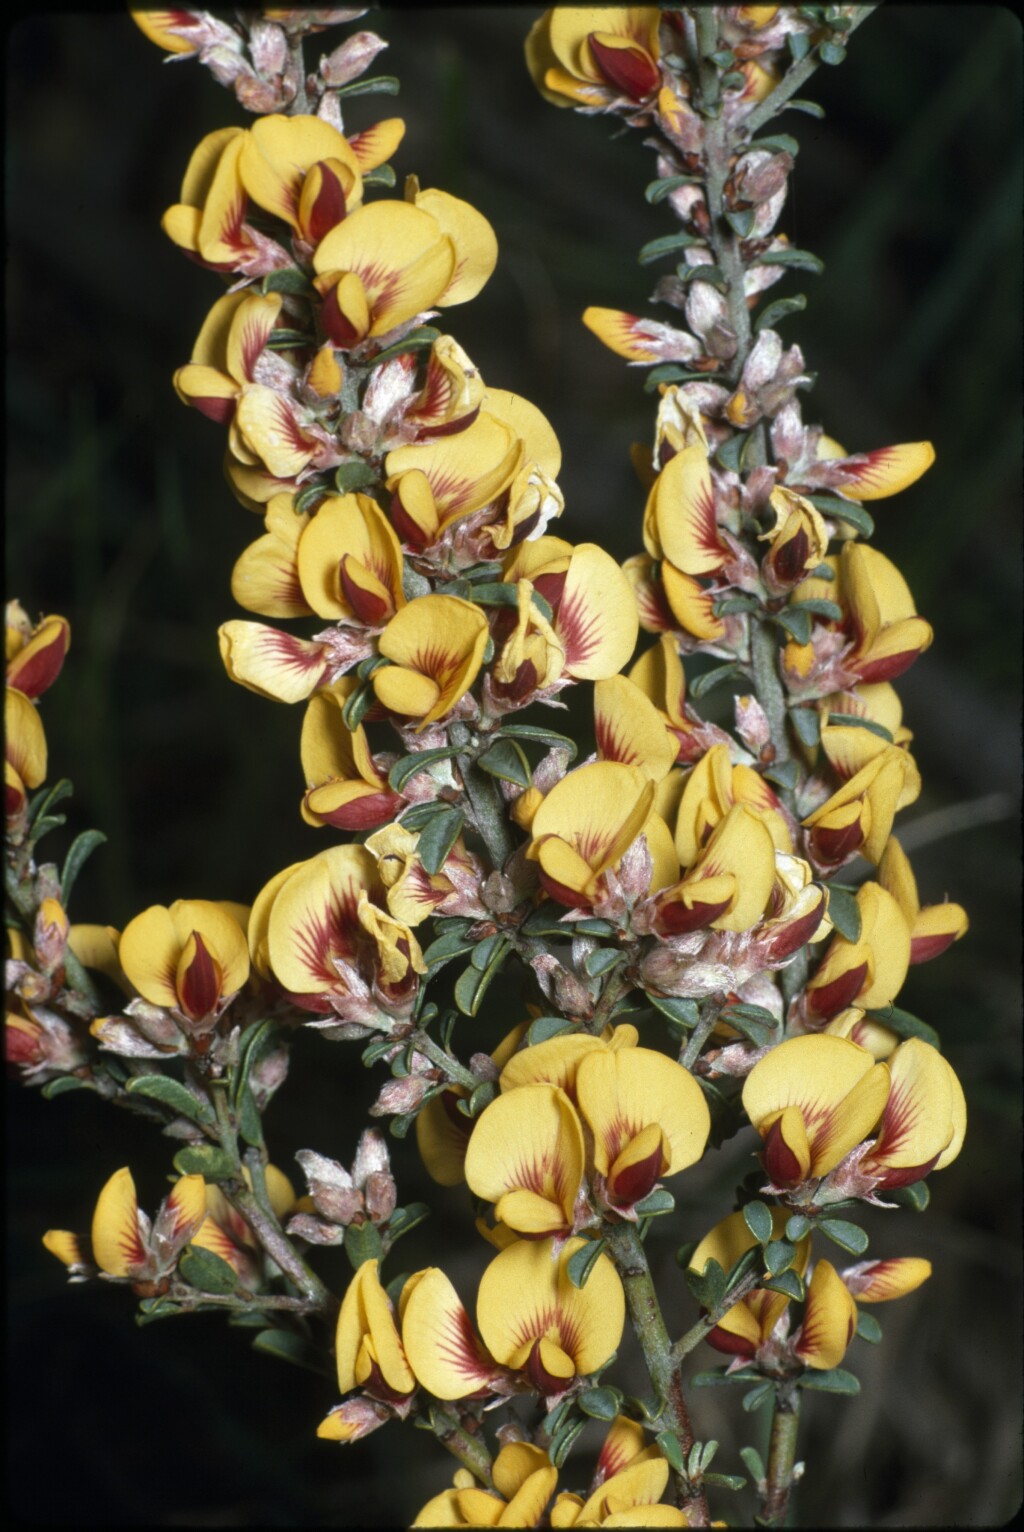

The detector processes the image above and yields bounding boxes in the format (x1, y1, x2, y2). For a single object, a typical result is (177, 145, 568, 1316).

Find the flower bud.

(369, 1075, 434, 1118)
(319, 30, 388, 87)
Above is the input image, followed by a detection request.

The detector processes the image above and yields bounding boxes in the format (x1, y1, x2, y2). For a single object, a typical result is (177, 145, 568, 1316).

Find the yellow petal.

(335, 1258, 414, 1396)
(477, 1236, 624, 1377)
(836, 441, 935, 500)
(647, 445, 725, 576)
(795, 1259, 858, 1369)
(414, 187, 498, 306)
(465, 1083, 585, 1234)
(742, 1034, 883, 1173)
(91, 1167, 145, 1278)
(314, 200, 456, 335)
(240, 114, 362, 230)
(297, 493, 405, 622)
(230, 493, 312, 619)
(868, 1038, 963, 1174)
(218, 620, 330, 704)
(401, 1266, 497, 1400)
(5, 687, 47, 790)
(376, 595, 489, 726)
(847, 1257, 932, 1303)
(266, 845, 380, 995)
(119, 904, 182, 1008)
(576, 1047, 710, 1179)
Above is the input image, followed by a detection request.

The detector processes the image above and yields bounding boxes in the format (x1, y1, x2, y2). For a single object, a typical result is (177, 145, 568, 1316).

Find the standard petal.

(91, 1167, 146, 1278)
(401, 1266, 499, 1400)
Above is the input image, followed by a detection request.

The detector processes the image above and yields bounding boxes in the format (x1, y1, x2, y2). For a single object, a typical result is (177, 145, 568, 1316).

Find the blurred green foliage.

(6, 8, 1020, 1526)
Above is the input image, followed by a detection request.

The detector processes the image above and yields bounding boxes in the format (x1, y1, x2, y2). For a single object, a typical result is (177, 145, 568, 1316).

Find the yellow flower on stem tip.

(623, 551, 726, 644)
(802, 744, 921, 870)
(323, 1259, 416, 1424)
(412, 1441, 557, 1527)
(742, 1035, 892, 1189)
(5, 609, 70, 699)
(118, 900, 250, 1024)
(581, 307, 701, 366)
(403, 334, 486, 436)
(878, 836, 969, 965)
(173, 289, 283, 425)
(792, 1258, 858, 1370)
(400, 1266, 505, 1404)
(594, 675, 677, 783)
(130, 9, 206, 54)
(161, 128, 270, 272)
(464, 1082, 586, 1237)
(824, 1007, 899, 1060)
(787, 545, 933, 688)
(384, 410, 523, 549)
(300, 681, 403, 831)
(651, 802, 777, 936)
(643, 444, 729, 579)
(758, 487, 829, 595)
(84, 1166, 206, 1282)
(526, 8, 663, 110)
(690, 1209, 810, 1360)
(230, 493, 312, 619)
(805, 881, 910, 1019)
(372, 594, 489, 729)
(296, 492, 406, 626)
(674, 743, 791, 867)
(504, 539, 639, 682)
(499, 1024, 639, 1099)
(526, 761, 679, 909)
(237, 113, 370, 242)
(312, 192, 495, 349)
(477, 1236, 625, 1397)
(576, 1044, 710, 1207)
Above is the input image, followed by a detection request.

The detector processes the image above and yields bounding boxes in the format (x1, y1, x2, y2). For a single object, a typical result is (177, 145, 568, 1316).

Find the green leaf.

(634, 1188, 675, 1218)
(714, 593, 761, 616)
(806, 494, 875, 539)
(362, 163, 396, 189)
(135, 1298, 183, 1326)
(333, 460, 378, 494)
(639, 231, 703, 264)
(369, 325, 441, 368)
(763, 1268, 804, 1302)
(703, 1472, 746, 1492)
(721, 70, 747, 91)
(647, 993, 700, 1031)
(525, 1015, 572, 1046)
(724, 1245, 762, 1294)
(771, 607, 812, 645)
(785, 98, 826, 120)
(887, 1180, 930, 1212)
(476, 739, 531, 789)
(656, 1431, 686, 1476)
(681, 263, 727, 291)
(755, 292, 808, 334)
(691, 1368, 763, 1388)
(341, 681, 375, 731)
(266, 327, 312, 350)
(549, 1415, 586, 1470)
(697, 1439, 719, 1474)
(742, 1381, 774, 1412)
(398, 801, 451, 832)
(719, 1002, 778, 1047)
(824, 884, 861, 943)
(520, 903, 572, 937)
(422, 929, 477, 978)
(856, 1311, 883, 1344)
(497, 723, 578, 760)
(584, 946, 622, 979)
(751, 133, 800, 157)
(416, 807, 465, 875)
(60, 829, 107, 904)
(542, 1398, 572, 1437)
(645, 173, 702, 203)
(790, 598, 843, 622)
(690, 662, 745, 699)
(743, 1201, 774, 1246)
(763, 759, 799, 791)
(686, 1256, 727, 1312)
(578, 1386, 620, 1421)
(714, 432, 746, 472)
(574, 917, 617, 937)
(865, 1006, 941, 1049)
(566, 1239, 607, 1295)
(788, 30, 812, 61)
(725, 207, 756, 238)
(643, 366, 712, 393)
(27, 778, 73, 827)
(232, 1018, 277, 1112)
(800, 1367, 860, 1394)
(819, 39, 847, 64)
(261, 267, 314, 296)
(816, 1218, 869, 1255)
(763, 1238, 797, 1276)
(293, 482, 328, 516)
(344, 1220, 384, 1271)
(31, 813, 67, 842)
(172, 1145, 237, 1180)
(252, 1328, 327, 1374)
(790, 706, 821, 748)
(126, 1073, 215, 1127)
(178, 1244, 239, 1295)
(752, 247, 824, 276)
(361, 1036, 396, 1068)
(41, 1075, 92, 1099)
(785, 1214, 811, 1242)
(454, 939, 510, 1018)
(386, 1202, 431, 1242)
(809, 562, 835, 580)
(740, 1446, 766, 1481)
(236, 1088, 263, 1148)
(469, 933, 505, 972)
(825, 713, 894, 743)
(336, 75, 401, 98)
(388, 747, 459, 794)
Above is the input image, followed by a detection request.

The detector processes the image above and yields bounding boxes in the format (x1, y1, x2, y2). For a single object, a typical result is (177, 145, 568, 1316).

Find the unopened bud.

(363, 1169, 397, 1223)
(369, 1075, 433, 1117)
(319, 30, 388, 87)
(734, 695, 771, 754)
(248, 18, 288, 76)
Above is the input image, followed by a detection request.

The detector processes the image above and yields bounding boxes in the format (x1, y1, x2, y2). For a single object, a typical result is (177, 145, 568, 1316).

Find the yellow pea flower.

(300, 681, 402, 831)
(44, 1166, 207, 1285)
(119, 899, 250, 1024)
(690, 1208, 810, 1360)
(815, 681, 913, 780)
(643, 443, 729, 579)
(218, 618, 334, 704)
(878, 836, 969, 965)
(674, 743, 791, 866)
(526, 8, 663, 111)
(237, 113, 366, 241)
(412, 1442, 556, 1526)
(464, 1082, 586, 1237)
(505, 540, 639, 682)
(326, 1258, 416, 1411)
(594, 675, 677, 783)
(5, 609, 70, 699)
(758, 486, 829, 595)
(295, 492, 406, 626)
(805, 881, 910, 1018)
(372, 594, 490, 729)
(652, 801, 777, 936)
(230, 492, 312, 619)
(385, 410, 523, 548)
(802, 744, 921, 870)
(5, 686, 48, 804)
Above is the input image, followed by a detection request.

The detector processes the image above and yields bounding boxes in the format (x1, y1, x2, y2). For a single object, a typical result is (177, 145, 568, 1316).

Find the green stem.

(606, 1223, 709, 1526)
(671, 1267, 761, 1365)
(167, 1286, 328, 1315)
(429, 1406, 494, 1488)
(210, 1079, 240, 1169)
(681, 1003, 719, 1071)
(744, 7, 878, 137)
(585, 962, 636, 1036)
(410, 1030, 479, 1092)
(455, 750, 516, 870)
(760, 1383, 802, 1525)
(229, 1146, 333, 1313)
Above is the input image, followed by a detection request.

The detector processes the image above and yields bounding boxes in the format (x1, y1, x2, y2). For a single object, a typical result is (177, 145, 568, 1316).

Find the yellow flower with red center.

(118, 899, 250, 1025)
(628, 634, 719, 764)
(784, 545, 933, 689)
(802, 744, 921, 870)
(594, 674, 677, 783)
(372, 594, 490, 729)
(299, 681, 403, 831)
(651, 801, 778, 936)
(413, 1442, 557, 1528)
(758, 486, 830, 595)
(526, 761, 678, 909)
(230, 492, 312, 619)
(44, 1166, 207, 1285)
(504, 538, 639, 682)
(188, 1166, 297, 1289)
(318, 1258, 416, 1437)
(526, 8, 663, 111)
(5, 604, 70, 699)
(674, 743, 791, 866)
(878, 836, 969, 965)
(690, 1208, 810, 1359)
(173, 289, 283, 428)
(296, 492, 406, 628)
(814, 681, 914, 781)
(805, 880, 910, 1019)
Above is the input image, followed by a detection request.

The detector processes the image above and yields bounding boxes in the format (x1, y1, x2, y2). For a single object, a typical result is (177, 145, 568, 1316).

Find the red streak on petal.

(539, 869, 592, 911)
(809, 817, 865, 866)
(806, 959, 868, 1019)
(762, 1116, 805, 1186)
(532, 571, 567, 610)
(705, 1324, 757, 1358)
(609, 1142, 663, 1205)
(588, 35, 659, 99)
(653, 891, 731, 936)
(321, 281, 363, 349)
(909, 930, 959, 965)
(851, 649, 921, 685)
(340, 557, 391, 626)
(304, 162, 347, 246)
(309, 788, 404, 831)
(7, 635, 69, 699)
(191, 394, 237, 425)
(389, 488, 430, 549)
(179, 931, 222, 1020)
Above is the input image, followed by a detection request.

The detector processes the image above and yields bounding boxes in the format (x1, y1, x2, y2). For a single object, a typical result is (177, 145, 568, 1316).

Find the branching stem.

(429, 1406, 494, 1488)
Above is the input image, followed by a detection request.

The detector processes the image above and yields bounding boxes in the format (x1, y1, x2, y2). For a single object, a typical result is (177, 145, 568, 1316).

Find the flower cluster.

(7, 9, 977, 1529)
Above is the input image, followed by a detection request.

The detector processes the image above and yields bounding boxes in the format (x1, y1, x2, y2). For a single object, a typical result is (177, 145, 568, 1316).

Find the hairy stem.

(744, 7, 878, 137)
(670, 1266, 761, 1365)
(410, 1029, 479, 1091)
(429, 1406, 494, 1488)
(606, 1222, 709, 1526)
(230, 1146, 333, 1312)
(760, 1383, 802, 1525)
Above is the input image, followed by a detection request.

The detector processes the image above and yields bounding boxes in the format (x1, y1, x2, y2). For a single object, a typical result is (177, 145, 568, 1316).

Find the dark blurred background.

(6, 7, 1021, 1526)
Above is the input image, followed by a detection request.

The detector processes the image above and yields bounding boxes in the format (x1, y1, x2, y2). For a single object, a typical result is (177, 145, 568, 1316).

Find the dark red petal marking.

(588, 35, 659, 98)
(653, 892, 732, 937)
(524, 1338, 573, 1395)
(532, 572, 567, 610)
(539, 869, 592, 911)
(309, 788, 404, 831)
(389, 488, 431, 550)
(909, 930, 960, 965)
(806, 959, 868, 1019)
(340, 557, 391, 626)
(178, 931, 222, 1020)
(8, 631, 69, 699)
(769, 527, 810, 587)
(191, 394, 236, 425)
(321, 282, 363, 349)
(809, 817, 865, 866)
(609, 1142, 663, 1205)
(705, 1324, 757, 1359)
(761, 1116, 805, 1186)
(304, 161, 347, 246)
